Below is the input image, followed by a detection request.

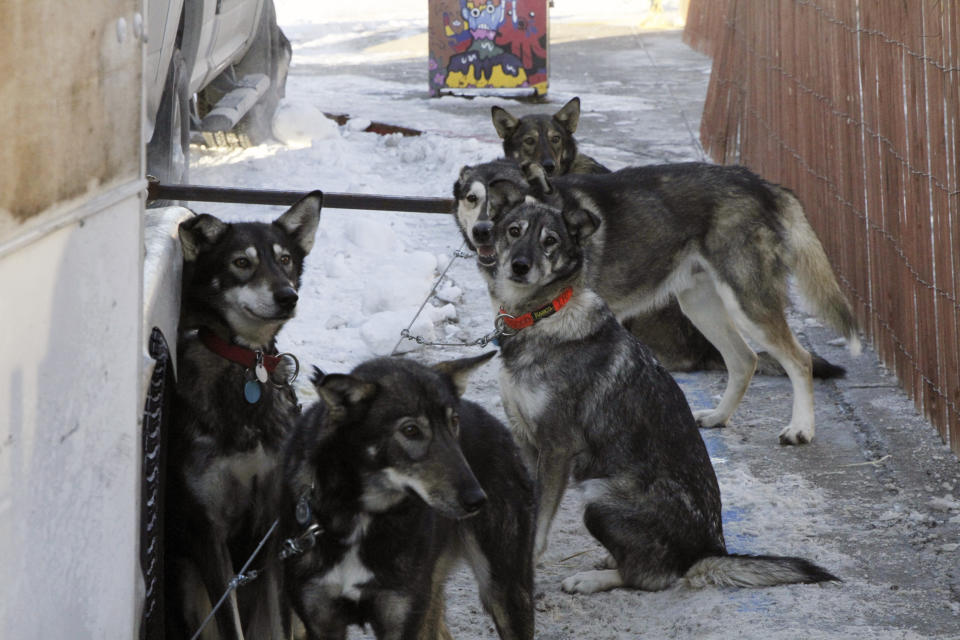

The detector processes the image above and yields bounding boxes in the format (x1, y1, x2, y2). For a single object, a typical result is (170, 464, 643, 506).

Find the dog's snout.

(459, 486, 487, 514)
(511, 258, 531, 277)
(274, 286, 299, 310)
(542, 159, 556, 175)
(472, 220, 494, 244)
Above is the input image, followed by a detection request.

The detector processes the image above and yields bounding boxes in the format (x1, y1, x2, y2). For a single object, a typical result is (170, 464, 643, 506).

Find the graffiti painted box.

(429, 0, 549, 97)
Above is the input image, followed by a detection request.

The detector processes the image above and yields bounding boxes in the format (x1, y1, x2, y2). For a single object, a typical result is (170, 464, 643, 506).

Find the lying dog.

(489, 100, 846, 379)
(486, 199, 838, 593)
(280, 353, 535, 640)
(454, 160, 859, 444)
(491, 97, 610, 176)
(165, 193, 321, 639)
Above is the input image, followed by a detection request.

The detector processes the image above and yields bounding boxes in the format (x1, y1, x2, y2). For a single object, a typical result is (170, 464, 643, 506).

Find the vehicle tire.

(146, 49, 190, 206)
(235, 0, 292, 146)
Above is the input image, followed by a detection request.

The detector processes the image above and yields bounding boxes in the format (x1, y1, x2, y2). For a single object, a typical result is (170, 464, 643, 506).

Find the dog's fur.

(281, 353, 535, 640)
(165, 193, 321, 639)
(453, 160, 859, 444)
(492, 97, 610, 176)
(489, 100, 846, 380)
(487, 200, 838, 592)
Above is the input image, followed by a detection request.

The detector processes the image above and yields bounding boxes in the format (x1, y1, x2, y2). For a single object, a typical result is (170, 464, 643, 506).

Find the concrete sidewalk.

(278, 4, 960, 636)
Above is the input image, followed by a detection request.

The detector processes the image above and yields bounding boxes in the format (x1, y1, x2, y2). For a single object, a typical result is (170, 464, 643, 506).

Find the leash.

(188, 488, 325, 639)
(390, 244, 514, 353)
(189, 518, 280, 640)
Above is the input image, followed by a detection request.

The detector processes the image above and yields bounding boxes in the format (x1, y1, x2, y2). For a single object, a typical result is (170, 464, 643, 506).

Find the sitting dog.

(165, 193, 321, 639)
(454, 160, 859, 444)
(486, 199, 838, 593)
(489, 100, 846, 379)
(280, 353, 535, 640)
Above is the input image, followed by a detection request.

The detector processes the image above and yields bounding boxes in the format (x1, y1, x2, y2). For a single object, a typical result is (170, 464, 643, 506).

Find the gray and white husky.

(281, 353, 535, 640)
(166, 193, 321, 640)
(486, 199, 838, 593)
(453, 160, 860, 445)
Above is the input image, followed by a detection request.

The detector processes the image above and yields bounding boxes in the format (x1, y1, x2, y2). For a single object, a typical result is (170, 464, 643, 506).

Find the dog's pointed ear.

(454, 165, 471, 199)
(433, 351, 497, 397)
(553, 97, 581, 134)
(276, 191, 322, 255)
(563, 207, 601, 243)
(491, 106, 520, 139)
(179, 213, 228, 261)
(520, 161, 553, 195)
(317, 373, 378, 421)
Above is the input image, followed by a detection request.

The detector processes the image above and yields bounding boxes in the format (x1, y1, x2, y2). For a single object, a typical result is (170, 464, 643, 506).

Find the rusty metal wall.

(684, 0, 960, 454)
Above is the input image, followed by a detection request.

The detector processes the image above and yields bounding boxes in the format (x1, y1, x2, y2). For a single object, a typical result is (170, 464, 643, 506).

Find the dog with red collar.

(486, 199, 838, 594)
(165, 193, 320, 640)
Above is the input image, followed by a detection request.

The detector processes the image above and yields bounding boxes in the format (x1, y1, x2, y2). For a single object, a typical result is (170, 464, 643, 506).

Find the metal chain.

(389, 244, 502, 354)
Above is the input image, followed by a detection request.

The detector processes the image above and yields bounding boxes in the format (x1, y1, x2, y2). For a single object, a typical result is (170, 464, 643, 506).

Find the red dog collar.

(499, 287, 573, 331)
(198, 327, 283, 372)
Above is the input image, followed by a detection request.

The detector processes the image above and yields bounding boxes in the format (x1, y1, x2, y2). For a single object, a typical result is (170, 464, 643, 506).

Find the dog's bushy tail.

(684, 554, 839, 589)
(778, 189, 861, 356)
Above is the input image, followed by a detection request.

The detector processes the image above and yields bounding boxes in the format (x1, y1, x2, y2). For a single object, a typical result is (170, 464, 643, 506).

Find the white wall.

(0, 189, 144, 638)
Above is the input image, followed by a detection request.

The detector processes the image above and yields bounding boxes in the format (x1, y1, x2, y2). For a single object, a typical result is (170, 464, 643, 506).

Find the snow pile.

(271, 101, 340, 147)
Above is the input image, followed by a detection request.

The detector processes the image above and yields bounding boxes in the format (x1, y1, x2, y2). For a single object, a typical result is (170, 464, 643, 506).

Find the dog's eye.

(550, 135, 561, 145)
(400, 423, 423, 439)
(466, 193, 478, 204)
(279, 255, 291, 266)
(543, 235, 558, 248)
(523, 137, 536, 147)
(508, 224, 522, 238)
(233, 257, 251, 269)
(450, 414, 460, 434)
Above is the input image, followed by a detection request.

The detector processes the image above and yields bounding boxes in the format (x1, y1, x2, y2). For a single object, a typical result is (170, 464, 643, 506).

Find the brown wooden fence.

(684, 0, 960, 455)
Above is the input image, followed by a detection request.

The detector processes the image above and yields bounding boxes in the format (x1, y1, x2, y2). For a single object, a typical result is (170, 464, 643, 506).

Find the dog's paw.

(693, 409, 727, 428)
(595, 554, 617, 570)
(778, 423, 814, 445)
(561, 569, 623, 594)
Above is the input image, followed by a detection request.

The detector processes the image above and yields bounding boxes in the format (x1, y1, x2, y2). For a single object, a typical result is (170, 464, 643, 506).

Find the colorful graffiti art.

(429, 0, 548, 96)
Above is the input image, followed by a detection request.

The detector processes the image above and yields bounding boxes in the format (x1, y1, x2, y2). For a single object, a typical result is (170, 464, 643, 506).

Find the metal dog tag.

(254, 351, 269, 383)
(295, 494, 312, 525)
(244, 379, 262, 404)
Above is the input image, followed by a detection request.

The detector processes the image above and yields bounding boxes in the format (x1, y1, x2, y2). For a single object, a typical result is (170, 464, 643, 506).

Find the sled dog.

(488, 102, 847, 379)
(453, 160, 859, 444)
(281, 353, 535, 640)
(165, 193, 321, 639)
(492, 96, 610, 176)
(487, 200, 839, 593)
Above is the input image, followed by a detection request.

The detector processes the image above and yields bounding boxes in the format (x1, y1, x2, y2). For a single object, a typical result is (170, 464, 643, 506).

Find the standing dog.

(165, 193, 321, 639)
(491, 97, 610, 176)
(281, 353, 535, 640)
(489, 101, 846, 379)
(488, 200, 838, 592)
(453, 160, 859, 444)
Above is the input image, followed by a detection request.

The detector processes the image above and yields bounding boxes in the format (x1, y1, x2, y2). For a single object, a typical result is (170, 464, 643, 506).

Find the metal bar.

(146, 180, 454, 214)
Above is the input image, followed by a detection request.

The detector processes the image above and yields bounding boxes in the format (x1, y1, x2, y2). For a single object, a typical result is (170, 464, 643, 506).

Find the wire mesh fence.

(684, 0, 960, 454)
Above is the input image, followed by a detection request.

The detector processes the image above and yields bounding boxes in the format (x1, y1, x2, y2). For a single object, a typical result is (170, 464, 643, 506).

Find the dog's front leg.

(532, 447, 572, 559)
(243, 558, 286, 640)
(197, 534, 246, 640)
